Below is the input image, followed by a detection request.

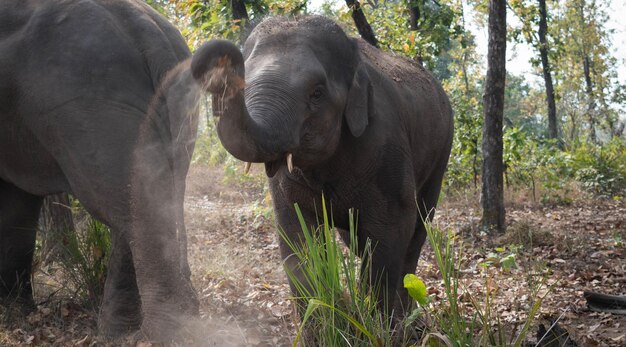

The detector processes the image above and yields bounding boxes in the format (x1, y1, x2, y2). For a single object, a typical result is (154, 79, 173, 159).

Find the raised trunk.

(192, 39, 291, 164)
(213, 92, 290, 163)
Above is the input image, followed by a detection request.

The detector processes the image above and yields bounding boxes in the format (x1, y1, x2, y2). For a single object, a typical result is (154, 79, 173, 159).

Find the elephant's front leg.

(360, 212, 417, 318)
(273, 202, 320, 315)
(128, 207, 199, 342)
(98, 230, 141, 338)
(125, 142, 199, 342)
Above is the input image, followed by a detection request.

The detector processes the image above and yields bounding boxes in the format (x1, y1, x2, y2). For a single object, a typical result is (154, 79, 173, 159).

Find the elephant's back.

(356, 38, 436, 91)
(3, 0, 189, 93)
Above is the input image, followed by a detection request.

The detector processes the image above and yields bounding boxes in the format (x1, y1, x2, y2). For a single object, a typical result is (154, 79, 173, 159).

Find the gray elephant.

(192, 15, 454, 319)
(0, 0, 207, 342)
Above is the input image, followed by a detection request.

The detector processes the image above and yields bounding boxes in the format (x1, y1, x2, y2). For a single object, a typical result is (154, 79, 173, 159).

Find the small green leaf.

(500, 254, 517, 270)
(403, 274, 429, 305)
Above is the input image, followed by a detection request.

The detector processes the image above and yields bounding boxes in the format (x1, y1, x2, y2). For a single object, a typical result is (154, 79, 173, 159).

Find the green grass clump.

(279, 197, 399, 347)
(404, 221, 552, 347)
(57, 215, 110, 311)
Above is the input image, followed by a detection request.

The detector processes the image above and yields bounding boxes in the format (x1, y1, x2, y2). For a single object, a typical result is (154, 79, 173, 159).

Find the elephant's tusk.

(287, 153, 293, 173)
(243, 162, 251, 174)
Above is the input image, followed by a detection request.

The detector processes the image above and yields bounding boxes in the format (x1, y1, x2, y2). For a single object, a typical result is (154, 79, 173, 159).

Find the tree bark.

(583, 54, 597, 143)
(538, 0, 558, 143)
(345, 0, 378, 47)
(409, 0, 420, 31)
(40, 193, 75, 262)
(481, 0, 506, 233)
(231, 0, 249, 22)
(578, 0, 597, 143)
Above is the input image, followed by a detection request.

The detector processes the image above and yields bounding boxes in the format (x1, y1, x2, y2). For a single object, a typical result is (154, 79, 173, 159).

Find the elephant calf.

(192, 15, 454, 320)
(0, 0, 216, 342)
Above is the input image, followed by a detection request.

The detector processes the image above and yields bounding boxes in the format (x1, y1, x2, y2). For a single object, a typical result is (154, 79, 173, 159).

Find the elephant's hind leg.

(0, 180, 43, 307)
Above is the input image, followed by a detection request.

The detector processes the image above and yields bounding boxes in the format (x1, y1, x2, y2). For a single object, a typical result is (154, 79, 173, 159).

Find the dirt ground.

(1, 164, 624, 346)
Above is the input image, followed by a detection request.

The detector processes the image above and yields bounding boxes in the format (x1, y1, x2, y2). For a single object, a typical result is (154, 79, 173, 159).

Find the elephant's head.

(191, 16, 372, 177)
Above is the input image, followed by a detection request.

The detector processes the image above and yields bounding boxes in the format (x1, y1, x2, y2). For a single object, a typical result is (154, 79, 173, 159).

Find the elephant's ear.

(344, 64, 371, 137)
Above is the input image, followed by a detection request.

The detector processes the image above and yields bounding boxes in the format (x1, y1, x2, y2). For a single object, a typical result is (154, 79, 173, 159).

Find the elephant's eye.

(309, 88, 324, 104)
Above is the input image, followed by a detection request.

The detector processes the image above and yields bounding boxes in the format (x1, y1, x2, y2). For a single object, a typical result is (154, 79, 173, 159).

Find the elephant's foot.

(0, 294, 36, 318)
(137, 284, 199, 344)
(98, 283, 142, 338)
(0, 282, 36, 313)
(98, 310, 142, 339)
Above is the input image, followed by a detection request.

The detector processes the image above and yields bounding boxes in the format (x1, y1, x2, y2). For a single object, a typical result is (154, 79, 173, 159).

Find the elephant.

(0, 0, 209, 342)
(191, 15, 454, 321)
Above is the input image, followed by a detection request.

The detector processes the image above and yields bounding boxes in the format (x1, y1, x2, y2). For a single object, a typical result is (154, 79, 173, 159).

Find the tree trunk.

(40, 193, 75, 263)
(481, 0, 506, 233)
(231, 0, 249, 22)
(409, 0, 420, 31)
(345, 0, 378, 47)
(577, 0, 597, 143)
(583, 54, 597, 143)
(538, 0, 558, 143)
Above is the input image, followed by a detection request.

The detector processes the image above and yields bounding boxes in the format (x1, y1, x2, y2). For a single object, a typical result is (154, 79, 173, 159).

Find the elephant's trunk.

(191, 39, 291, 164)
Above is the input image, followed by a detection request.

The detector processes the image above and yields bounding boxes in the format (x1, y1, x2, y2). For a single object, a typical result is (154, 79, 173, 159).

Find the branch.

(345, 0, 378, 47)
(584, 291, 626, 314)
(506, 2, 539, 44)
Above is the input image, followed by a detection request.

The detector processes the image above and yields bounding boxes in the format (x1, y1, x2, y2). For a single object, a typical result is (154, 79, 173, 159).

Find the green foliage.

(552, 0, 622, 143)
(570, 138, 626, 197)
(279, 198, 398, 347)
(326, 0, 462, 72)
(479, 245, 520, 271)
(503, 128, 574, 203)
(176, 0, 308, 48)
(501, 127, 625, 201)
(403, 274, 429, 306)
(403, 222, 550, 346)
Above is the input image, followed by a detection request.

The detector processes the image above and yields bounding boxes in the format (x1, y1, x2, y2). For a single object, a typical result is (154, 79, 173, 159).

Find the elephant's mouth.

(264, 159, 281, 177)
(264, 153, 294, 178)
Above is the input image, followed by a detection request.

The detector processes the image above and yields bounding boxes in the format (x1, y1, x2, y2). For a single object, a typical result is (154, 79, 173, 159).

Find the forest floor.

(1, 164, 624, 346)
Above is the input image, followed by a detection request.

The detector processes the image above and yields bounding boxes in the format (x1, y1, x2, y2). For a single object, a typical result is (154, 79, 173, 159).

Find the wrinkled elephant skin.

(0, 0, 207, 342)
(192, 16, 454, 319)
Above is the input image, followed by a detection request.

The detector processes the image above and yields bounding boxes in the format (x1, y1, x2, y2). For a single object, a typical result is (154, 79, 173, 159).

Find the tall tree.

(509, 0, 559, 142)
(537, 0, 558, 141)
(578, 0, 596, 143)
(552, 0, 619, 144)
(481, 0, 506, 233)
